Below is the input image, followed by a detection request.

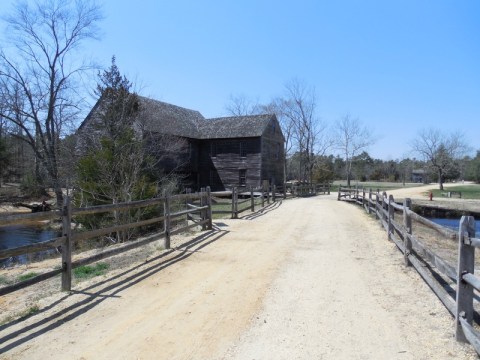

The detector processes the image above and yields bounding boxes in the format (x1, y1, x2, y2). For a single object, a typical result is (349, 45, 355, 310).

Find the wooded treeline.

(292, 150, 480, 184)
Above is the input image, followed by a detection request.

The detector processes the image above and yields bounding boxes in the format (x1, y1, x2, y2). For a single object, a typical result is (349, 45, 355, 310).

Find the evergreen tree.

(76, 57, 156, 241)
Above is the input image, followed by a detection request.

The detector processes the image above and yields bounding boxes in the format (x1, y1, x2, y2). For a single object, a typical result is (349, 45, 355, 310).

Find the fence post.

(455, 216, 476, 342)
(267, 186, 271, 204)
(186, 188, 191, 227)
(375, 191, 379, 219)
(261, 187, 265, 207)
(235, 187, 239, 218)
(231, 187, 238, 219)
(164, 194, 171, 249)
(388, 195, 394, 239)
(250, 187, 255, 211)
(362, 188, 365, 209)
(382, 192, 387, 223)
(283, 183, 287, 199)
(367, 188, 372, 214)
(403, 198, 412, 266)
(273, 185, 276, 202)
(200, 188, 206, 230)
(327, 183, 330, 195)
(61, 196, 72, 292)
(206, 186, 213, 230)
(337, 187, 341, 200)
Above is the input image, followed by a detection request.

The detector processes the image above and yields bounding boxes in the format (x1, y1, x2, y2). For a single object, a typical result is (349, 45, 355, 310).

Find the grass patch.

(73, 262, 110, 280)
(18, 272, 38, 282)
(332, 181, 423, 192)
(430, 184, 480, 200)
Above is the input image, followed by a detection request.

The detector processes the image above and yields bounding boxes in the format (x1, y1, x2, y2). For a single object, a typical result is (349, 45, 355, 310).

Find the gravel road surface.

(0, 194, 477, 359)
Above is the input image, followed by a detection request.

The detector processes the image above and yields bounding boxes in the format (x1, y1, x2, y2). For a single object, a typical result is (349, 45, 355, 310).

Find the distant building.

(411, 169, 427, 183)
(78, 96, 285, 191)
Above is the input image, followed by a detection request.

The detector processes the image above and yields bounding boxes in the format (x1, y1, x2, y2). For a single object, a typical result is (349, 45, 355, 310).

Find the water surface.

(0, 224, 59, 266)
(428, 218, 480, 237)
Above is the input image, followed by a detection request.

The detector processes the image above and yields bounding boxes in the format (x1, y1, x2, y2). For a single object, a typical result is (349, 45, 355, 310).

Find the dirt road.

(0, 194, 477, 359)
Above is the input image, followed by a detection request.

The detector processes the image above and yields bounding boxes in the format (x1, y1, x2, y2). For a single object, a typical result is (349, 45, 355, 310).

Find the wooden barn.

(78, 96, 285, 191)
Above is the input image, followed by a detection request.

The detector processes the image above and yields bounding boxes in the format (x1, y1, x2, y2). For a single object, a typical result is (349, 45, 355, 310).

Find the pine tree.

(76, 57, 156, 241)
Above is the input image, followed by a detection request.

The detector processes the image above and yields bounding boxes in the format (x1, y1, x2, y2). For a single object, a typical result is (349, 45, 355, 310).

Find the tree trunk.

(438, 169, 444, 190)
(53, 178, 64, 208)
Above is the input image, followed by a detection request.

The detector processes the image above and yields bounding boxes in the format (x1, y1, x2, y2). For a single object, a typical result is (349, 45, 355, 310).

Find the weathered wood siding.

(261, 117, 285, 186)
(198, 138, 261, 191)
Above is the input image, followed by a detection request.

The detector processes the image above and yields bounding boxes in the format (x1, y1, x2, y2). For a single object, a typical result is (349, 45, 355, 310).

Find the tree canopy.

(410, 129, 469, 190)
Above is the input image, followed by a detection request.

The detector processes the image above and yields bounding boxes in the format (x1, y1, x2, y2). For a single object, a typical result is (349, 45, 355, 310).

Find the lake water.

(0, 225, 59, 266)
(429, 218, 480, 237)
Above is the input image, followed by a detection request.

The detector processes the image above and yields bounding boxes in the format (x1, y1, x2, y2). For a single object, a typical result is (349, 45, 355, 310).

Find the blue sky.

(0, 0, 479, 160)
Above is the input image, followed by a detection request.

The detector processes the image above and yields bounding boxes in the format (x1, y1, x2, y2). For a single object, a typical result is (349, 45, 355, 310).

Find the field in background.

(331, 181, 423, 192)
(430, 184, 480, 200)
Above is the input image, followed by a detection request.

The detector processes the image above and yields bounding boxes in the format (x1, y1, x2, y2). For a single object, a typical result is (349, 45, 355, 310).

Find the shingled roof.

(199, 114, 275, 139)
(139, 96, 204, 138)
(80, 95, 279, 140)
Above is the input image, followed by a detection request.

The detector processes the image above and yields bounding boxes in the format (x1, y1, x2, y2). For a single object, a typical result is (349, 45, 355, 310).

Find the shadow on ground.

(0, 228, 228, 354)
(241, 201, 283, 220)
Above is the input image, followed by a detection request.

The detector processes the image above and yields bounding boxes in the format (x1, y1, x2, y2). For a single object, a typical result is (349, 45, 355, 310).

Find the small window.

(239, 169, 246, 185)
(240, 141, 247, 157)
(210, 142, 217, 157)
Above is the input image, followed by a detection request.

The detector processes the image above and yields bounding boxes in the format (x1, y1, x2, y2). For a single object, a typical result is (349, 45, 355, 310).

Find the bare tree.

(335, 115, 374, 186)
(282, 79, 332, 183)
(225, 80, 332, 183)
(410, 129, 469, 190)
(0, 0, 102, 205)
(225, 94, 262, 116)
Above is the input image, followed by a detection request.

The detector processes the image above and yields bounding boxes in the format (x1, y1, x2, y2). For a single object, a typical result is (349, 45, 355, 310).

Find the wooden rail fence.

(208, 183, 331, 219)
(338, 186, 480, 354)
(0, 189, 214, 296)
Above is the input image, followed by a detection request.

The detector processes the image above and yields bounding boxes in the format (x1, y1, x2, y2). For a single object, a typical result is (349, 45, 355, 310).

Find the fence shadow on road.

(0, 228, 228, 355)
(241, 200, 283, 221)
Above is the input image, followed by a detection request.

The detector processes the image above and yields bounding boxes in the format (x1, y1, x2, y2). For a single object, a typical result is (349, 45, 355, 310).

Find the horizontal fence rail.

(338, 186, 480, 355)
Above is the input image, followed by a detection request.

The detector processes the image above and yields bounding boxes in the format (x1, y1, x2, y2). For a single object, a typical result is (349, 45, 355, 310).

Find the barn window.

(239, 169, 246, 185)
(240, 141, 247, 157)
